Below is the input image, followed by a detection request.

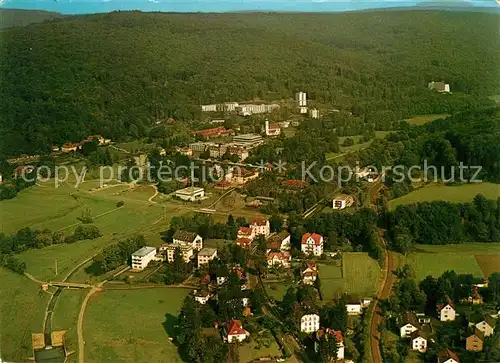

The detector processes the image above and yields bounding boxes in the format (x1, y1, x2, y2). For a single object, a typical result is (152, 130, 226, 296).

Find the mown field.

(0, 268, 49, 362)
(404, 243, 500, 281)
(389, 183, 500, 210)
(406, 113, 450, 125)
(83, 288, 189, 363)
(326, 131, 390, 161)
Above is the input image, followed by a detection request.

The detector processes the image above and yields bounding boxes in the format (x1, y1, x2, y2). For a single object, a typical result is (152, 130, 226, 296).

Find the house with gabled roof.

(267, 251, 291, 268)
(466, 329, 484, 352)
(315, 328, 345, 360)
(438, 296, 456, 322)
(236, 226, 255, 249)
(475, 315, 496, 337)
(301, 233, 323, 256)
(173, 230, 203, 250)
(226, 319, 250, 343)
(266, 231, 291, 253)
(410, 330, 428, 353)
(437, 349, 460, 363)
(301, 260, 318, 285)
(250, 216, 270, 237)
(399, 312, 421, 338)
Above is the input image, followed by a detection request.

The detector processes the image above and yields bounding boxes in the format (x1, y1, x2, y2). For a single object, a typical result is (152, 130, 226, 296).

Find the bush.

(73, 225, 102, 241)
(116, 200, 124, 207)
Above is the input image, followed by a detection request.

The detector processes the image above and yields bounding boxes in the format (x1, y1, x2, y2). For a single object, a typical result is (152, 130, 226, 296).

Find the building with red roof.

(191, 127, 233, 138)
(315, 328, 344, 360)
(267, 251, 291, 268)
(301, 233, 324, 256)
(301, 260, 318, 285)
(226, 319, 250, 343)
(251, 217, 270, 237)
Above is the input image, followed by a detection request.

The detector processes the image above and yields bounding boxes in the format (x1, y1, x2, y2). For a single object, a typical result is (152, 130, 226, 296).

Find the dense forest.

(1, 10, 499, 156)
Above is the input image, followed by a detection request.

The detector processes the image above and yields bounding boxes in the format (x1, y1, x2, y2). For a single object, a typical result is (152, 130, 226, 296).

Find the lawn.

(406, 113, 449, 125)
(389, 183, 500, 210)
(320, 253, 381, 300)
(325, 131, 390, 161)
(52, 289, 87, 356)
(84, 288, 190, 363)
(405, 243, 500, 280)
(475, 254, 500, 277)
(239, 340, 281, 362)
(0, 268, 49, 362)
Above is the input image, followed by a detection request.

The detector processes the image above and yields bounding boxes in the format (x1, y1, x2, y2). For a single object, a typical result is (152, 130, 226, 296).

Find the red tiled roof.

(267, 251, 291, 262)
(238, 227, 253, 236)
(191, 127, 232, 137)
(282, 179, 309, 188)
(251, 217, 268, 226)
(301, 233, 322, 246)
(227, 319, 248, 336)
(317, 328, 343, 343)
(236, 237, 253, 248)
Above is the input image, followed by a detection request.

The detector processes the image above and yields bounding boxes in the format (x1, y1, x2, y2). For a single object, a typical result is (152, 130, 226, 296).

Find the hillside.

(0, 10, 499, 157)
(0, 9, 66, 29)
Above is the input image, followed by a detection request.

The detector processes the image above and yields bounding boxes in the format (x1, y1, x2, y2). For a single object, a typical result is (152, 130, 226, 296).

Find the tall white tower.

(295, 92, 307, 107)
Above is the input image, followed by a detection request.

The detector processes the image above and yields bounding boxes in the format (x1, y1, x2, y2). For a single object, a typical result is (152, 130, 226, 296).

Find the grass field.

(405, 243, 500, 280)
(0, 268, 49, 362)
(84, 288, 189, 363)
(406, 113, 449, 125)
(320, 253, 381, 300)
(389, 183, 500, 210)
(52, 289, 86, 357)
(239, 340, 281, 362)
(325, 131, 390, 161)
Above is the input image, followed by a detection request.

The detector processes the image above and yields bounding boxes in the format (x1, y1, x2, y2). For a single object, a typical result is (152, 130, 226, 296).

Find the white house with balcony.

(131, 246, 157, 270)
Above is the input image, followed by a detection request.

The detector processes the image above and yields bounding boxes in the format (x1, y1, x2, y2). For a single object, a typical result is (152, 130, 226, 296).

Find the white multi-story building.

(201, 104, 218, 112)
(263, 119, 281, 137)
(251, 217, 270, 237)
(131, 246, 157, 270)
(300, 314, 320, 333)
(309, 108, 319, 119)
(174, 187, 205, 202)
(301, 233, 324, 256)
(173, 230, 203, 251)
(236, 103, 280, 116)
(296, 91, 307, 106)
(197, 247, 217, 268)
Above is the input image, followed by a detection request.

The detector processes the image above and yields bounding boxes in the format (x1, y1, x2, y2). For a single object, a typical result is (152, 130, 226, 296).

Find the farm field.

(406, 113, 450, 125)
(0, 268, 49, 362)
(388, 183, 500, 210)
(404, 243, 500, 281)
(83, 288, 189, 363)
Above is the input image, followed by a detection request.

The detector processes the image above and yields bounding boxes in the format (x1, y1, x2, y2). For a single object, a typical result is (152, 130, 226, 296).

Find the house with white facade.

(332, 194, 355, 210)
(267, 251, 291, 268)
(194, 290, 212, 305)
(266, 231, 291, 253)
(173, 230, 203, 251)
(131, 246, 157, 270)
(251, 217, 270, 237)
(315, 328, 344, 360)
(346, 302, 362, 316)
(236, 226, 255, 249)
(197, 247, 217, 268)
(399, 312, 421, 338)
(475, 315, 496, 337)
(301, 233, 323, 256)
(438, 349, 460, 363)
(300, 314, 320, 333)
(410, 330, 428, 353)
(438, 297, 456, 322)
(226, 319, 250, 343)
(428, 81, 450, 93)
(301, 260, 318, 285)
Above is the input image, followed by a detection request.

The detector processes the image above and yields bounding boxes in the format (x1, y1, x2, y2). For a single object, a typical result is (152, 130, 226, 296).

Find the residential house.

(61, 143, 79, 152)
(399, 312, 421, 338)
(217, 276, 227, 285)
(266, 231, 291, 253)
(466, 329, 485, 352)
(300, 314, 320, 333)
(131, 246, 157, 270)
(301, 260, 318, 285)
(346, 301, 362, 316)
(438, 297, 456, 322)
(173, 230, 203, 251)
(267, 251, 291, 268)
(194, 290, 212, 305)
(251, 217, 270, 237)
(197, 247, 217, 268)
(428, 81, 450, 93)
(301, 233, 324, 256)
(309, 108, 319, 119)
(475, 315, 496, 337)
(437, 349, 460, 363)
(410, 330, 428, 353)
(315, 328, 344, 360)
(226, 319, 250, 343)
(236, 226, 255, 248)
(232, 168, 259, 185)
(165, 243, 194, 263)
(332, 194, 355, 210)
(263, 120, 281, 137)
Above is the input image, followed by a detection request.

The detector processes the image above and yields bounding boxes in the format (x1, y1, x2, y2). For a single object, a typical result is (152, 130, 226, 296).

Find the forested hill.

(1, 10, 499, 157)
(0, 9, 66, 29)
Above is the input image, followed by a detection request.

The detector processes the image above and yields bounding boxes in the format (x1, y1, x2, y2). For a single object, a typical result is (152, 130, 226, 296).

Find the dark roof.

(484, 315, 497, 328)
(400, 312, 421, 329)
(173, 230, 198, 243)
(471, 328, 485, 341)
(267, 231, 290, 250)
(410, 329, 428, 340)
(438, 349, 460, 363)
(34, 346, 66, 363)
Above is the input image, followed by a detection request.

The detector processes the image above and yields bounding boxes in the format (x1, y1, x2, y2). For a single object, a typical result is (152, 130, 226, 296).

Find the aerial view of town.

(0, 1, 499, 363)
